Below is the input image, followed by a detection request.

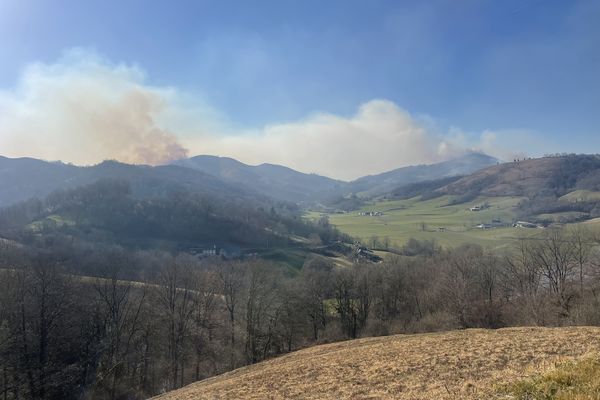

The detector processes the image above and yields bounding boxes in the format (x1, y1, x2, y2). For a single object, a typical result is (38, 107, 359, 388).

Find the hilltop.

(154, 327, 600, 400)
(0, 152, 499, 208)
(438, 154, 600, 199)
(348, 152, 499, 197)
(173, 155, 346, 203)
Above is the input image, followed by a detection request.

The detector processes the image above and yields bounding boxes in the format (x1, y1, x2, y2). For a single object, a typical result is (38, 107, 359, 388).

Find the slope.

(348, 152, 500, 197)
(0, 155, 82, 207)
(438, 154, 600, 199)
(173, 155, 347, 203)
(0, 156, 267, 207)
(154, 327, 600, 400)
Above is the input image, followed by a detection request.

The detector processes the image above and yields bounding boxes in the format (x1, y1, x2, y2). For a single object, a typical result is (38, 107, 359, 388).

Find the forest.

(1, 225, 599, 399)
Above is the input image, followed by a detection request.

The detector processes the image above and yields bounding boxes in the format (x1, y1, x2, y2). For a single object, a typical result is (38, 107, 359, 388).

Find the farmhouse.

(513, 221, 539, 228)
(358, 211, 383, 216)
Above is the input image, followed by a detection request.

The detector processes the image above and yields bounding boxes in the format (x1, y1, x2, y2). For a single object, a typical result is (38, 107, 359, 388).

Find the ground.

(153, 327, 600, 400)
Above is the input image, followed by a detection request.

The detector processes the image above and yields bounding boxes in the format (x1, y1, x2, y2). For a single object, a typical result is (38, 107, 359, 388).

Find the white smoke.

(0, 49, 188, 165)
(187, 100, 467, 180)
(0, 49, 524, 179)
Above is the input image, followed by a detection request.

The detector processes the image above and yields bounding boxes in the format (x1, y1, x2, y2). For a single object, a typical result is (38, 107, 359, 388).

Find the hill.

(437, 154, 600, 222)
(0, 156, 82, 207)
(173, 155, 346, 203)
(348, 152, 500, 197)
(316, 155, 600, 249)
(0, 156, 266, 207)
(154, 327, 600, 400)
(0, 153, 500, 208)
(0, 168, 346, 256)
(438, 154, 600, 199)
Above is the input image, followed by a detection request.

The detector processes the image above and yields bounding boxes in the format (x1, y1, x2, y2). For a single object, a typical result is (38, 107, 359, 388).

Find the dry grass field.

(154, 327, 600, 400)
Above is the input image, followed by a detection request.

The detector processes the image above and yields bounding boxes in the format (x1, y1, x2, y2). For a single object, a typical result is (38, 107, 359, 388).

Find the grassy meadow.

(310, 195, 539, 250)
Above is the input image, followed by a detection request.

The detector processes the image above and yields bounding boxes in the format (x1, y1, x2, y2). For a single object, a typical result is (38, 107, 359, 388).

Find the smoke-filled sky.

(0, 0, 598, 180)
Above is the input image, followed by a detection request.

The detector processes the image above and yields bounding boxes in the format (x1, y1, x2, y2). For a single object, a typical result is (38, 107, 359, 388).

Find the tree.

(216, 261, 246, 369)
(530, 229, 577, 317)
(93, 257, 147, 400)
(334, 266, 371, 338)
(299, 258, 333, 341)
(244, 262, 281, 364)
(155, 255, 196, 390)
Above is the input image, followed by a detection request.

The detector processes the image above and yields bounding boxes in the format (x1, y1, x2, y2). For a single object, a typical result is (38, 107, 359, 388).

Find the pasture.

(310, 195, 540, 249)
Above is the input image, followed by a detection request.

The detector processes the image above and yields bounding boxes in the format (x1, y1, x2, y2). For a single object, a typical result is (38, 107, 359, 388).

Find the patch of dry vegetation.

(154, 327, 600, 400)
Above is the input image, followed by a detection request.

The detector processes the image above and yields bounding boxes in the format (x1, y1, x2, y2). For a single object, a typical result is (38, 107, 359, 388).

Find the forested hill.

(173, 155, 347, 203)
(438, 154, 600, 198)
(0, 153, 500, 208)
(0, 156, 268, 207)
(0, 178, 343, 252)
(347, 152, 499, 197)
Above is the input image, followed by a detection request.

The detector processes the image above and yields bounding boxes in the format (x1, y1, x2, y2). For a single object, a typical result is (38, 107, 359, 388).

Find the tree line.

(1, 225, 600, 399)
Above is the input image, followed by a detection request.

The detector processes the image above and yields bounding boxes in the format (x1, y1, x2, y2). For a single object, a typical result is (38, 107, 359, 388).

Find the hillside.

(0, 156, 266, 207)
(173, 155, 346, 203)
(154, 327, 600, 400)
(348, 152, 499, 197)
(0, 156, 82, 207)
(439, 154, 600, 198)
(0, 177, 346, 257)
(0, 153, 500, 208)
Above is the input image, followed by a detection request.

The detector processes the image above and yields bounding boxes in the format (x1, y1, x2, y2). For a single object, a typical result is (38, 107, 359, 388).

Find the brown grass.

(153, 327, 600, 400)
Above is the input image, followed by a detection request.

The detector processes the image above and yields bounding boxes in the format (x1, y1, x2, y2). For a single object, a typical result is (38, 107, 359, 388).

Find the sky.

(0, 0, 598, 180)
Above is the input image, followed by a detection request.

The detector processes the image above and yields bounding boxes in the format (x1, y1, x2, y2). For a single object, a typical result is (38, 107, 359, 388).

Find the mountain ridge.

(0, 152, 501, 208)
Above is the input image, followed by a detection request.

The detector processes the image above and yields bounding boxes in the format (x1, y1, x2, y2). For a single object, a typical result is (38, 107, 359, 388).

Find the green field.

(309, 195, 541, 250)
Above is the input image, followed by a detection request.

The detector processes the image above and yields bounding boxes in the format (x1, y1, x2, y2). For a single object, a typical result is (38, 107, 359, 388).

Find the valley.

(3, 5, 598, 399)
(2, 153, 600, 399)
(310, 195, 529, 249)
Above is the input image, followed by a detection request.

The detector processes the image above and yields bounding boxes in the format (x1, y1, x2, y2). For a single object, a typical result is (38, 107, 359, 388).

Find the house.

(513, 221, 538, 228)
(437, 227, 446, 232)
(470, 206, 482, 212)
(476, 223, 492, 229)
(358, 211, 383, 217)
(189, 245, 218, 258)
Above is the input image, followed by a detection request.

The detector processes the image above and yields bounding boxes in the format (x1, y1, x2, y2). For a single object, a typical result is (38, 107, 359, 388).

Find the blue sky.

(0, 0, 598, 179)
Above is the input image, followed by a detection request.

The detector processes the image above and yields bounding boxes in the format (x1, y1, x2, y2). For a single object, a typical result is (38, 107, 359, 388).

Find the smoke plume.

(1, 49, 527, 179)
(0, 49, 187, 165)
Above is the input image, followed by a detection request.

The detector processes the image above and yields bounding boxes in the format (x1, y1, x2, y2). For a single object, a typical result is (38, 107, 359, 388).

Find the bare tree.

(155, 255, 196, 390)
(244, 262, 281, 364)
(530, 229, 577, 317)
(334, 266, 371, 338)
(94, 260, 147, 400)
(568, 225, 594, 293)
(216, 260, 245, 370)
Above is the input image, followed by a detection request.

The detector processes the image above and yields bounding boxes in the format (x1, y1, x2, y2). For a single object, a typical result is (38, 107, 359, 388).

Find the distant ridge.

(0, 156, 264, 207)
(172, 155, 346, 203)
(347, 152, 500, 196)
(437, 154, 600, 198)
(0, 152, 501, 207)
